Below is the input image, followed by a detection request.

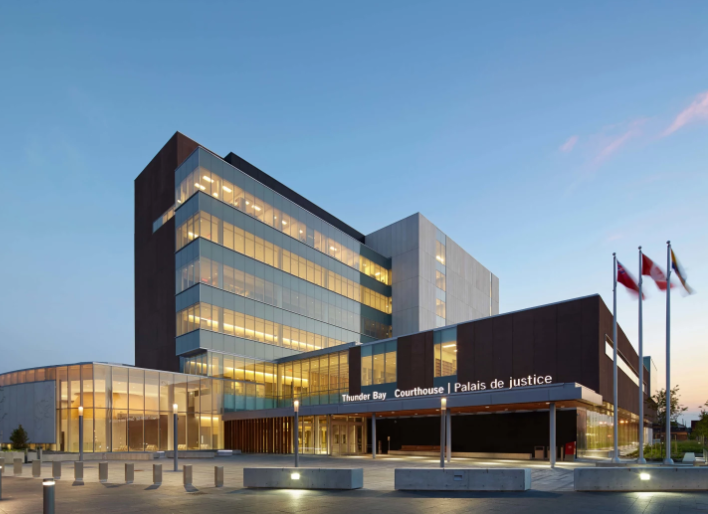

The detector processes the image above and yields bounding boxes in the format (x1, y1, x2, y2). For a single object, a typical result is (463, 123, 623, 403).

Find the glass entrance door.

(330, 416, 366, 455)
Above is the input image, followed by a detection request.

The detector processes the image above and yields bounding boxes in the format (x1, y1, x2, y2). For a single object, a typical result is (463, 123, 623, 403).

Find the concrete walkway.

(4, 454, 587, 491)
(2, 473, 708, 514)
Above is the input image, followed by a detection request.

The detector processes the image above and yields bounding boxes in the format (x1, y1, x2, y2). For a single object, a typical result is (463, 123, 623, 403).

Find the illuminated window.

(436, 270, 446, 291)
(436, 298, 446, 318)
(435, 240, 446, 265)
(434, 328, 457, 377)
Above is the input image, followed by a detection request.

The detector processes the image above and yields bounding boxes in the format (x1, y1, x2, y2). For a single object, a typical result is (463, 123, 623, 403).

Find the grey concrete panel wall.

(366, 212, 498, 335)
(0, 381, 56, 444)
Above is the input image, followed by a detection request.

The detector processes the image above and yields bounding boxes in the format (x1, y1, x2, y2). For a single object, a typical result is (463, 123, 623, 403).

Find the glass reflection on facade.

(361, 340, 397, 386)
(177, 212, 392, 314)
(177, 302, 351, 350)
(0, 363, 223, 452)
(174, 151, 391, 285)
(176, 251, 390, 338)
(576, 403, 640, 458)
(434, 327, 457, 377)
(298, 415, 366, 455)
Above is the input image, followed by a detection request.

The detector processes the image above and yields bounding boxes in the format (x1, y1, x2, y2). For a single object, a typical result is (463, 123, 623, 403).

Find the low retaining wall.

(165, 451, 216, 459)
(244, 467, 364, 489)
(395, 468, 531, 491)
(389, 450, 532, 461)
(574, 467, 708, 491)
(37, 452, 161, 462)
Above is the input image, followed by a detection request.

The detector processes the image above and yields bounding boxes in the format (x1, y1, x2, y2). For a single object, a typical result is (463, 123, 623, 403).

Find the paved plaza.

(1, 455, 708, 513)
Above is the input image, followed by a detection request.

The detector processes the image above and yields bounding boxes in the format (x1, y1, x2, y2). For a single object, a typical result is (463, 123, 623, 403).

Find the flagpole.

(612, 252, 620, 463)
(637, 247, 646, 464)
(664, 241, 673, 464)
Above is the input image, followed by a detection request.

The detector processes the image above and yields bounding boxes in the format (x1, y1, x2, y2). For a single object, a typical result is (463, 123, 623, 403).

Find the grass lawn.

(626, 440, 706, 461)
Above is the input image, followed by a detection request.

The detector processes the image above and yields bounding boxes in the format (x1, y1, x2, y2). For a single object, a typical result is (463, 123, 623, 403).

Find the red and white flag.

(617, 261, 643, 298)
(641, 254, 672, 291)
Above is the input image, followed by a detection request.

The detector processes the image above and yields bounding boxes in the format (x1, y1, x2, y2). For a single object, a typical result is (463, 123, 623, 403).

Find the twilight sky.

(1, 1, 706, 421)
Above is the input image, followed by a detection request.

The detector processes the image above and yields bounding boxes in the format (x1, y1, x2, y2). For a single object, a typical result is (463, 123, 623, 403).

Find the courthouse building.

(0, 133, 653, 459)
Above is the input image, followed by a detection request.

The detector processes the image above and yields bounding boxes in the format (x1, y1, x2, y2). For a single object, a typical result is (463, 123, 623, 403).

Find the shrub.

(10, 425, 30, 450)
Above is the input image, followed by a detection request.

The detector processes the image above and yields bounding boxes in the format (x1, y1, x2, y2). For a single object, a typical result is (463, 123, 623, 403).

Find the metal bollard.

(183, 464, 192, 486)
(125, 463, 134, 484)
(14, 458, 22, 476)
(43, 478, 55, 514)
(0, 465, 3, 500)
(33, 459, 42, 478)
(153, 463, 162, 485)
(37, 448, 43, 461)
(74, 461, 84, 482)
(214, 466, 224, 487)
(99, 462, 108, 483)
(52, 461, 62, 480)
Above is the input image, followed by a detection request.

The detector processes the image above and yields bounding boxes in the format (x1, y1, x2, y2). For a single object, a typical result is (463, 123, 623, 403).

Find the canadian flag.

(642, 254, 672, 291)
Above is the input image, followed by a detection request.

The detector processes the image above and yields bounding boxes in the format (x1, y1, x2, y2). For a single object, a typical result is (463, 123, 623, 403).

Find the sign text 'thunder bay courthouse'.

(341, 374, 554, 402)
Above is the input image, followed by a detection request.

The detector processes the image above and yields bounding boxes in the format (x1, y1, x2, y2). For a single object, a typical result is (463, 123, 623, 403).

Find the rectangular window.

(436, 270, 446, 291)
(434, 328, 457, 377)
(384, 341, 397, 384)
(373, 347, 385, 385)
(435, 240, 446, 265)
(436, 298, 446, 319)
(361, 346, 373, 386)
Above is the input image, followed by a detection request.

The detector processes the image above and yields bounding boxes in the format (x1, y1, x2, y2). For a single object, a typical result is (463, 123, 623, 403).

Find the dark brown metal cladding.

(454, 295, 643, 415)
(134, 132, 200, 372)
(396, 330, 434, 390)
(349, 345, 362, 395)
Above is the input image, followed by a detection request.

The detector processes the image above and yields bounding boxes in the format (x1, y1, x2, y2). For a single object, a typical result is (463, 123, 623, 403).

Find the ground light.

(43, 478, 56, 514)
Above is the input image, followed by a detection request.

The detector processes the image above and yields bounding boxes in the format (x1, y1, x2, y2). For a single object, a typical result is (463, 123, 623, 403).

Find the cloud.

(592, 119, 646, 164)
(663, 90, 708, 136)
(559, 135, 578, 153)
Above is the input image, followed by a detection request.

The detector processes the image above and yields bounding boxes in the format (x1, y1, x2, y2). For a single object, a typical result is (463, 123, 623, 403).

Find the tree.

(646, 386, 688, 427)
(10, 424, 30, 450)
(693, 401, 708, 440)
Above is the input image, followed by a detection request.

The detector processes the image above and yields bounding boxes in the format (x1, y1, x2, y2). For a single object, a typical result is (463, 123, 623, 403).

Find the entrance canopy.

(223, 382, 603, 421)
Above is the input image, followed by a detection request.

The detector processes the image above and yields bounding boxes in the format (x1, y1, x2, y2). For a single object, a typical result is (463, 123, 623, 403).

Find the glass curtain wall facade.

(576, 403, 641, 458)
(0, 364, 224, 453)
(361, 340, 397, 386)
(172, 149, 392, 367)
(183, 349, 351, 408)
(173, 148, 390, 286)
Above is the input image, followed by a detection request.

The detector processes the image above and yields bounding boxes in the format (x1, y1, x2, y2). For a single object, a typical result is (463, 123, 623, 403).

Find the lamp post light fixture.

(440, 398, 447, 468)
(294, 400, 300, 468)
(78, 405, 84, 462)
(173, 403, 179, 472)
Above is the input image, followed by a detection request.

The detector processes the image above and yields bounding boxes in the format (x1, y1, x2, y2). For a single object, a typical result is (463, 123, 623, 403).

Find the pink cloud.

(593, 119, 645, 164)
(559, 135, 578, 153)
(663, 90, 708, 136)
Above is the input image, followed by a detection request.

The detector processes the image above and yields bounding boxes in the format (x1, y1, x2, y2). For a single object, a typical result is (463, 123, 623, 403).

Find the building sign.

(342, 375, 553, 403)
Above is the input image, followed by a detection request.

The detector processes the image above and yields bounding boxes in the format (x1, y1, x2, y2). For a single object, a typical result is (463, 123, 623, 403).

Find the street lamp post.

(173, 404, 179, 472)
(294, 400, 300, 468)
(78, 406, 84, 462)
(440, 397, 447, 469)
